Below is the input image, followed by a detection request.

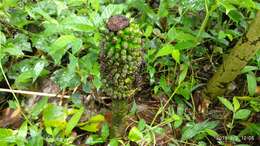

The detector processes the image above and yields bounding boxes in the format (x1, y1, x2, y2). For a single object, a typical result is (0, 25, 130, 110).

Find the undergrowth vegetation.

(0, 0, 260, 146)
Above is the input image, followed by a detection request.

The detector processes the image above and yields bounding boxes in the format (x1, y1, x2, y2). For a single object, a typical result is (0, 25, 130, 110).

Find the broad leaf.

(247, 72, 256, 96)
(101, 4, 127, 20)
(31, 96, 48, 118)
(181, 121, 218, 140)
(16, 121, 28, 145)
(85, 135, 104, 145)
(178, 64, 188, 84)
(155, 44, 174, 59)
(171, 49, 180, 64)
(101, 123, 109, 140)
(233, 97, 240, 112)
(137, 119, 146, 131)
(108, 139, 119, 146)
(43, 104, 67, 128)
(48, 35, 82, 64)
(167, 28, 196, 42)
(0, 31, 6, 44)
(218, 96, 234, 111)
(234, 109, 251, 120)
(65, 107, 84, 136)
(0, 128, 15, 144)
(128, 127, 143, 142)
(79, 114, 105, 132)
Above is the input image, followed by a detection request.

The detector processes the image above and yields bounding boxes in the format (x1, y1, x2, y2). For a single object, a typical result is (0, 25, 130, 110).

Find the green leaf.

(60, 15, 95, 33)
(80, 123, 101, 133)
(233, 97, 240, 112)
(93, 75, 102, 90)
(226, 0, 256, 9)
(250, 98, 260, 112)
(137, 119, 146, 131)
(43, 104, 67, 128)
(1, 0, 18, 8)
(101, 123, 109, 140)
(247, 72, 256, 96)
(70, 93, 83, 108)
(167, 28, 196, 42)
(27, 126, 43, 146)
(51, 68, 81, 89)
(228, 10, 244, 23)
(9, 8, 29, 28)
(79, 114, 105, 132)
(101, 4, 127, 20)
(54, 1, 68, 16)
(178, 64, 188, 84)
(108, 139, 119, 146)
(0, 128, 15, 144)
(3, 43, 24, 56)
(49, 35, 81, 64)
(71, 39, 83, 55)
(27, 134, 43, 146)
(0, 31, 6, 45)
(127, 0, 158, 22)
(174, 41, 197, 51)
(16, 121, 28, 146)
(66, 0, 87, 6)
(218, 1, 237, 14)
(89, 0, 100, 11)
(159, 76, 171, 94)
(218, 96, 234, 111)
(174, 117, 183, 128)
(129, 100, 137, 115)
(85, 134, 104, 145)
(31, 96, 48, 118)
(241, 66, 259, 74)
(128, 127, 143, 142)
(158, 0, 169, 17)
(1, 33, 31, 56)
(9, 58, 48, 88)
(226, 135, 241, 142)
(65, 107, 84, 136)
(45, 127, 52, 136)
(181, 121, 218, 140)
(152, 127, 165, 135)
(144, 25, 153, 37)
(239, 123, 260, 136)
(10, 33, 32, 52)
(171, 49, 180, 64)
(33, 60, 46, 82)
(177, 81, 193, 100)
(17, 121, 28, 139)
(234, 109, 251, 120)
(204, 129, 219, 137)
(15, 71, 34, 87)
(87, 114, 105, 123)
(155, 44, 174, 59)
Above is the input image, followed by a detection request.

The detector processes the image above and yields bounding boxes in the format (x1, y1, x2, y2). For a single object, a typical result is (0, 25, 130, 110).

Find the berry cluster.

(101, 23, 142, 99)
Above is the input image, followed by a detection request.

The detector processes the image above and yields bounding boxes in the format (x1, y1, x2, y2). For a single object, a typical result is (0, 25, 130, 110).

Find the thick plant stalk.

(111, 99, 128, 137)
(204, 11, 260, 98)
(101, 15, 143, 137)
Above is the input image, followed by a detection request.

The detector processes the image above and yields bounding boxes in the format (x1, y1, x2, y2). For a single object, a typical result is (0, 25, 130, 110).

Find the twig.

(0, 88, 70, 98)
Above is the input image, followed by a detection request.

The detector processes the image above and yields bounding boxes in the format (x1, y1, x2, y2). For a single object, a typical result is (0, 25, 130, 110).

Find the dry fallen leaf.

(0, 107, 23, 128)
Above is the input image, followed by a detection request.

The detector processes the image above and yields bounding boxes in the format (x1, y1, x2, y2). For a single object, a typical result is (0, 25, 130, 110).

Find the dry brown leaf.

(0, 107, 23, 128)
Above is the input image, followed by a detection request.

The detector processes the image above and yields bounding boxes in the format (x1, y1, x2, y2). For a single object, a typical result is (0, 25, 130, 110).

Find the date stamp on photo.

(215, 135, 256, 142)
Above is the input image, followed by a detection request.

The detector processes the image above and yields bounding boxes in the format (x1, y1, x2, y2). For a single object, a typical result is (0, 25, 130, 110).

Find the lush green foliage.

(0, 0, 260, 145)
